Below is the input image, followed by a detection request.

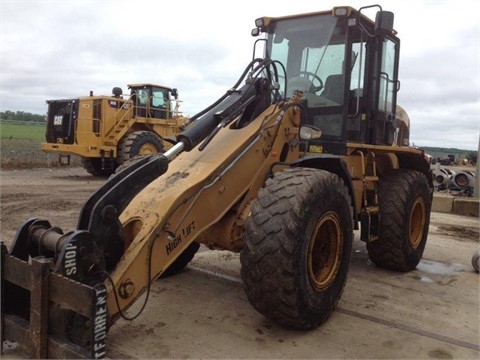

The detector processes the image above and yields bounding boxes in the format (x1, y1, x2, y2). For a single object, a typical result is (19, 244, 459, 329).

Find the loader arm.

(106, 95, 302, 321)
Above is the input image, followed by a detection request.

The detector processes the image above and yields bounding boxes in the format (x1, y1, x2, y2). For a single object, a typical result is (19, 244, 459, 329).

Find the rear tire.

(240, 168, 353, 329)
(161, 242, 200, 277)
(81, 157, 115, 177)
(367, 169, 432, 271)
(472, 248, 480, 273)
(118, 131, 164, 164)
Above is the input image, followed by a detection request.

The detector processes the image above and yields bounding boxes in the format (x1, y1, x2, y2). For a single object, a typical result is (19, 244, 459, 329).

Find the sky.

(1, 0, 479, 150)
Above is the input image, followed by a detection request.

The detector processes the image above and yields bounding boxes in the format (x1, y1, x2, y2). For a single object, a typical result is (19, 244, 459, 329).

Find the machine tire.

(113, 155, 151, 176)
(118, 130, 164, 164)
(81, 157, 115, 177)
(161, 242, 200, 277)
(472, 248, 480, 273)
(367, 169, 431, 272)
(240, 168, 353, 330)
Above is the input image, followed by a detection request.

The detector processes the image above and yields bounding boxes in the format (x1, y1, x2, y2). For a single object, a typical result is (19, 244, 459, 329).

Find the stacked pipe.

(432, 167, 477, 196)
(432, 168, 455, 190)
(452, 171, 476, 189)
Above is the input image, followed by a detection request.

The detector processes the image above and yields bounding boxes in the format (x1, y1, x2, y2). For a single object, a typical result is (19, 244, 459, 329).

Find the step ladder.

(104, 110, 132, 145)
(358, 151, 380, 242)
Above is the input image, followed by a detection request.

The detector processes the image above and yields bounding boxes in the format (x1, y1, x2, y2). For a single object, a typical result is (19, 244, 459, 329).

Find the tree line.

(0, 110, 45, 123)
(422, 146, 477, 165)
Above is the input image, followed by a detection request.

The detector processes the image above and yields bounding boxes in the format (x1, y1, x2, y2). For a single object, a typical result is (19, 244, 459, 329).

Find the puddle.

(416, 259, 471, 276)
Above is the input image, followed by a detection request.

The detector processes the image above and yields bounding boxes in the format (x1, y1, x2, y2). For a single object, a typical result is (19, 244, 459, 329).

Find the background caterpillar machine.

(41, 83, 190, 176)
(1, 5, 433, 359)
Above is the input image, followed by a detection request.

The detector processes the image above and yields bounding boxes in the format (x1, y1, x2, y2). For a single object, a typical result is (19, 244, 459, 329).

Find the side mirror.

(171, 88, 178, 99)
(375, 11, 394, 35)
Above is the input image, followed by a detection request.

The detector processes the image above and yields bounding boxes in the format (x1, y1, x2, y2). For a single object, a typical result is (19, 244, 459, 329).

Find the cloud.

(1, 0, 479, 149)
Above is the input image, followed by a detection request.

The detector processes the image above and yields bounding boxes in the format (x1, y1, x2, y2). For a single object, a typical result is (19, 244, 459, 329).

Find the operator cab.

(253, 6, 401, 154)
(128, 83, 179, 119)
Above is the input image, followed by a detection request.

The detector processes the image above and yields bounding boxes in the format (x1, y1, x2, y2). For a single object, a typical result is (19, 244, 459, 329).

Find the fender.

(397, 152, 434, 189)
(290, 154, 359, 229)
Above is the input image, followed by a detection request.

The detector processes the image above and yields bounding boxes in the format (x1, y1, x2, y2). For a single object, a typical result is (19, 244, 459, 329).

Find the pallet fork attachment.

(1, 244, 108, 359)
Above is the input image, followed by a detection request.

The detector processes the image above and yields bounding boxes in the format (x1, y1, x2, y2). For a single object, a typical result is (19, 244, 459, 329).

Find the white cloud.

(1, 0, 479, 149)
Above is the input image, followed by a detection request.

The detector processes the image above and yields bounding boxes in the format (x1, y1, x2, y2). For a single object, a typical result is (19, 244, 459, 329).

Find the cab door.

(371, 36, 400, 145)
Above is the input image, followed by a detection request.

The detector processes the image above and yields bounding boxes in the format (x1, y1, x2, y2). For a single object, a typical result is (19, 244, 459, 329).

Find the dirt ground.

(1, 167, 479, 359)
(0, 167, 104, 243)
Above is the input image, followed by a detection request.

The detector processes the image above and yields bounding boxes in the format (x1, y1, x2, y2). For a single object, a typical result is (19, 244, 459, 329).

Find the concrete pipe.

(452, 171, 476, 189)
(433, 168, 451, 189)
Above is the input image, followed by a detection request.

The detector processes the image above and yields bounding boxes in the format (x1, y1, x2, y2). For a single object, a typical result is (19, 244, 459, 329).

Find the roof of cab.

(128, 83, 173, 91)
(257, 6, 377, 29)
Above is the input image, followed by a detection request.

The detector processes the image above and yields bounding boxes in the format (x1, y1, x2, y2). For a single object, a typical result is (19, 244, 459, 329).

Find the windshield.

(267, 14, 348, 107)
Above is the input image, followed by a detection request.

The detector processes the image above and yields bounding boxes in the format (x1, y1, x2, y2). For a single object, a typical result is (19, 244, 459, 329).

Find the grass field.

(0, 121, 45, 141)
(0, 121, 81, 168)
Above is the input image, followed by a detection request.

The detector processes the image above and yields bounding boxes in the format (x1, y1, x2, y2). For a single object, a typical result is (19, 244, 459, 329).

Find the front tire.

(240, 168, 353, 329)
(118, 130, 164, 164)
(367, 169, 432, 271)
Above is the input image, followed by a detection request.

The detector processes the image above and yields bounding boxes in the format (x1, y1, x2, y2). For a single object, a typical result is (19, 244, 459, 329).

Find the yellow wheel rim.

(138, 143, 158, 155)
(409, 197, 426, 249)
(308, 212, 343, 291)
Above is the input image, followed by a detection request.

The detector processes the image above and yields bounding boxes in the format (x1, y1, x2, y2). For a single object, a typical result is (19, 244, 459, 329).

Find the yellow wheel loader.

(41, 84, 190, 176)
(1, 5, 433, 358)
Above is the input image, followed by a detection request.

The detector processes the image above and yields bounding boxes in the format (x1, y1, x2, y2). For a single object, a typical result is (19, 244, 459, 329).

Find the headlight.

(333, 7, 351, 17)
(255, 18, 265, 27)
(299, 125, 322, 140)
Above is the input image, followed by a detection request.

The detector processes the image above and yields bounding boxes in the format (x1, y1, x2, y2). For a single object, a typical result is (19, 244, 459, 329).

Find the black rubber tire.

(113, 154, 151, 176)
(367, 169, 432, 272)
(240, 168, 353, 330)
(81, 157, 115, 177)
(472, 248, 480, 273)
(161, 242, 200, 277)
(118, 130, 164, 164)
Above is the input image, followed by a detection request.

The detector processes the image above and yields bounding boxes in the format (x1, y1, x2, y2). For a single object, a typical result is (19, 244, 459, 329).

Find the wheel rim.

(409, 197, 426, 249)
(455, 174, 468, 187)
(308, 211, 343, 291)
(138, 143, 158, 155)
